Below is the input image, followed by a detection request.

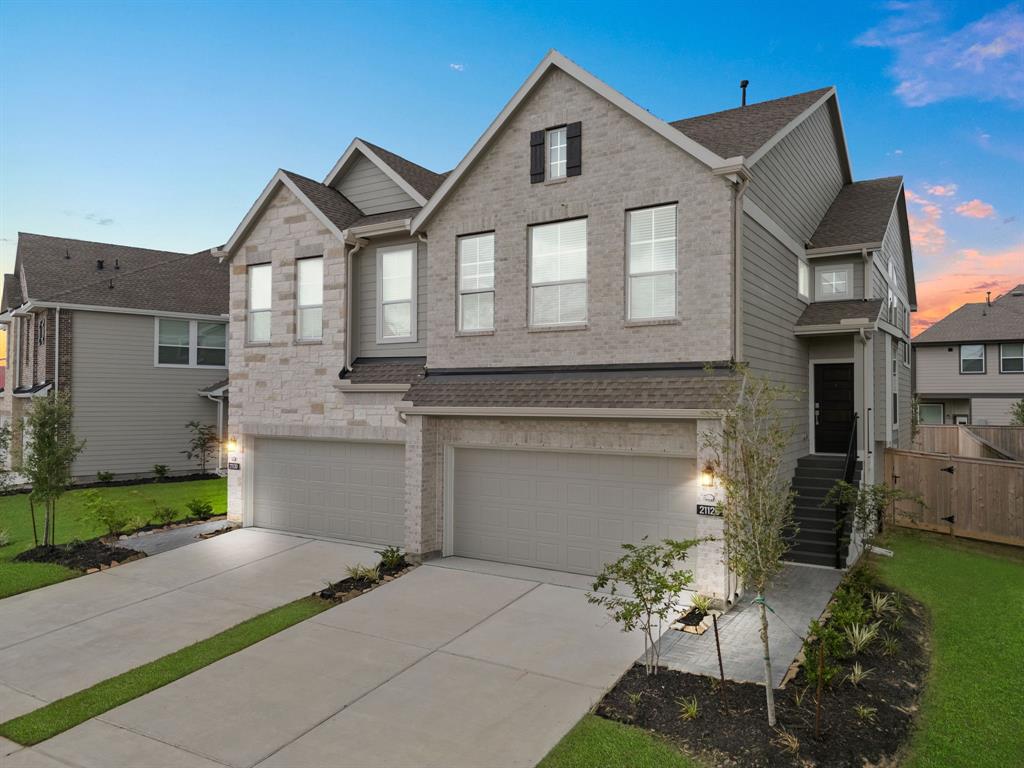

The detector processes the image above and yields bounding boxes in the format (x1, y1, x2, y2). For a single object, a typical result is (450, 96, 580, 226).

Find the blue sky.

(1, 0, 1021, 330)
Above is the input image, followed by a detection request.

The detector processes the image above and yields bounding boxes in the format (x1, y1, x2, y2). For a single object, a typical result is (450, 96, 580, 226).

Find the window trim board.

(154, 317, 227, 369)
(375, 243, 418, 344)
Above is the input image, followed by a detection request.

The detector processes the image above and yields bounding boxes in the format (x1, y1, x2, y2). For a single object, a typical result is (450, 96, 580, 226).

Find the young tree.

(588, 537, 702, 675)
(1010, 398, 1024, 426)
(19, 392, 85, 548)
(182, 421, 219, 474)
(823, 480, 923, 549)
(703, 367, 796, 726)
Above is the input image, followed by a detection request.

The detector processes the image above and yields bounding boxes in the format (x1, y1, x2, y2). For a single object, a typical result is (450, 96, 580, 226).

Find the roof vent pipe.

(986, 291, 991, 307)
(114, 259, 120, 270)
(740, 79, 749, 106)
(64, 247, 71, 259)
(96, 259, 104, 270)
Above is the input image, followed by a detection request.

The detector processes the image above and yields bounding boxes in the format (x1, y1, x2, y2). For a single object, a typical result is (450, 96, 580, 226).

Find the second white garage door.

(452, 448, 697, 576)
(253, 438, 405, 545)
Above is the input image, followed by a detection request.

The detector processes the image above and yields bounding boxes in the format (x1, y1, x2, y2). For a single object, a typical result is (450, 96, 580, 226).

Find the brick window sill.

(527, 323, 588, 333)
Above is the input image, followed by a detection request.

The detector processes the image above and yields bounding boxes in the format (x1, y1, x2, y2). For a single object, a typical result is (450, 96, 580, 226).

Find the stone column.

(693, 418, 733, 604)
(404, 415, 439, 560)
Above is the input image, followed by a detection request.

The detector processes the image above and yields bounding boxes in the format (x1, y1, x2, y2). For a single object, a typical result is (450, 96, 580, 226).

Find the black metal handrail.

(835, 412, 859, 569)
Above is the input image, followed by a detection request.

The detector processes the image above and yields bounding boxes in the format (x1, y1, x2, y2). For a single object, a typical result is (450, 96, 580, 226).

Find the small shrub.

(887, 612, 904, 632)
(690, 593, 714, 614)
(845, 661, 874, 686)
(792, 685, 809, 707)
(153, 506, 177, 526)
(882, 634, 899, 657)
(96, 470, 114, 484)
(804, 619, 843, 687)
(854, 704, 878, 724)
(890, 591, 904, 615)
(676, 695, 699, 721)
(83, 490, 135, 537)
(869, 591, 893, 617)
(845, 622, 881, 655)
(772, 728, 800, 755)
(374, 545, 407, 571)
(830, 585, 871, 630)
(0, 528, 10, 548)
(345, 563, 380, 584)
(185, 498, 214, 519)
(153, 464, 169, 482)
(626, 691, 643, 708)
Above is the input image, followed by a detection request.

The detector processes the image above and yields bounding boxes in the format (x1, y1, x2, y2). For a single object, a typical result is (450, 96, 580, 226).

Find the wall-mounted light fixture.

(700, 463, 716, 488)
(226, 437, 239, 453)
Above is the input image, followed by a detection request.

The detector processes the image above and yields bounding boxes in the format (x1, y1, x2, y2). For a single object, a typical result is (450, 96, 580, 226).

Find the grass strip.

(0, 595, 330, 746)
(538, 714, 701, 768)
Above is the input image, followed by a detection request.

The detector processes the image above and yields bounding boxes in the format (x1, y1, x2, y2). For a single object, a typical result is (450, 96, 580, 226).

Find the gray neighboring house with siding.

(217, 50, 916, 596)
(0, 233, 229, 481)
(912, 286, 1024, 425)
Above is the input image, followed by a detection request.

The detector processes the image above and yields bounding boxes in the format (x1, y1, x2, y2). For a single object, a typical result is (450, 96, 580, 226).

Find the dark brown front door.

(814, 363, 855, 453)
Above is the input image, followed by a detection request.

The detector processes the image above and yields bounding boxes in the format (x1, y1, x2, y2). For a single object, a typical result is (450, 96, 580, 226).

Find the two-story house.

(912, 285, 1023, 425)
(217, 51, 915, 599)
(0, 233, 230, 480)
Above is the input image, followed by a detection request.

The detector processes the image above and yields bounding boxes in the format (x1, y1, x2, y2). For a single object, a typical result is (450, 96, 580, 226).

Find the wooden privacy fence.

(913, 425, 1019, 460)
(885, 448, 1024, 547)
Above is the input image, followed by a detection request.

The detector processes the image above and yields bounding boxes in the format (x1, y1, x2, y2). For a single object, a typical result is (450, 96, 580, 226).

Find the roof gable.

(323, 138, 442, 208)
(914, 293, 1024, 344)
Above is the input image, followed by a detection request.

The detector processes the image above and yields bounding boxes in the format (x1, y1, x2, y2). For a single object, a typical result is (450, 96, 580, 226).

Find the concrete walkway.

(658, 563, 842, 687)
(118, 519, 235, 556)
(0, 528, 381, 723)
(6, 560, 644, 768)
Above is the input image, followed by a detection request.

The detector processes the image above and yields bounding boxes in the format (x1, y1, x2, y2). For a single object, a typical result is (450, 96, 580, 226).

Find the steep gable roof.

(914, 286, 1024, 344)
(809, 177, 905, 249)
(670, 87, 834, 161)
(359, 140, 448, 199)
(322, 138, 443, 207)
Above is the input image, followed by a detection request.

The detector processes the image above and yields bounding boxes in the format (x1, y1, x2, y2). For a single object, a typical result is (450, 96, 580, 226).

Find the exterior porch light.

(700, 463, 716, 488)
(226, 437, 239, 453)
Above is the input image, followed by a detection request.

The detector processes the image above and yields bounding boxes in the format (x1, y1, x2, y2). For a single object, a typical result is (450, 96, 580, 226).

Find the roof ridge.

(17, 231, 189, 257)
(358, 139, 444, 179)
(670, 86, 833, 125)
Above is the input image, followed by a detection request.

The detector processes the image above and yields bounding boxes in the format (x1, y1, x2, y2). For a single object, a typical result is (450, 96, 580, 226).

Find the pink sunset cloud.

(907, 201, 947, 254)
(954, 199, 997, 219)
(925, 184, 958, 196)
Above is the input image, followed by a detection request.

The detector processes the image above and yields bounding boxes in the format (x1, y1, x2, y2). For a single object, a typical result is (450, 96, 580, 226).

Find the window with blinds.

(458, 233, 495, 332)
(627, 204, 677, 321)
(529, 219, 587, 326)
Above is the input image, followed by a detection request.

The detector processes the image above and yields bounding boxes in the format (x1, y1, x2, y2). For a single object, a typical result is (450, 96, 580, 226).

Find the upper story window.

(530, 122, 581, 183)
(797, 260, 810, 300)
(530, 218, 587, 326)
(903, 340, 911, 367)
(960, 343, 985, 374)
(904, 306, 911, 333)
(296, 257, 323, 341)
(248, 264, 271, 343)
(377, 244, 417, 343)
(815, 264, 852, 301)
(157, 318, 226, 368)
(1000, 343, 1023, 373)
(458, 233, 495, 332)
(37, 317, 45, 346)
(627, 204, 677, 321)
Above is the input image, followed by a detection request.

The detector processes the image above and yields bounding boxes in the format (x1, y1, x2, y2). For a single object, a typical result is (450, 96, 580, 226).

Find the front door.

(814, 363, 855, 453)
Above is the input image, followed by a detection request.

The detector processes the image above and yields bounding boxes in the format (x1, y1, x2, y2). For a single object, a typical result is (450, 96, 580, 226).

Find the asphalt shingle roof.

(1, 273, 21, 312)
(360, 140, 448, 199)
(11, 234, 228, 315)
(809, 177, 904, 249)
(670, 87, 832, 159)
(914, 285, 1024, 344)
(403, 367, 735, 409)
(282, 170, 365, 232)
(796, 299, 884, 327)
(343, 358, 426, 384)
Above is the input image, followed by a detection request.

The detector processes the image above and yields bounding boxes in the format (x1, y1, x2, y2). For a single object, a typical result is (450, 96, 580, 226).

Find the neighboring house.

(0, 233, 230, 480)
(912, 285, 1024, 425)
(216, 50, 916, 596)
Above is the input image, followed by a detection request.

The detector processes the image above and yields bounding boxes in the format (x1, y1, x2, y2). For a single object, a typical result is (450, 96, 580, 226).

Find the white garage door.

(253, 438, 405, 545)
(453, 448, 697, 576)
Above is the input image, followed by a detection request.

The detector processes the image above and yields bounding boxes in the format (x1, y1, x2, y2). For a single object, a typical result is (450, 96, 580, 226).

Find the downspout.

(859, 326, 872, 482)
(343, 234, 369, 370)
(862, 248, 873, 299)
(203, 392, 225, 470)
(732, 174, 750, 363)
(53, 307, 60, 393)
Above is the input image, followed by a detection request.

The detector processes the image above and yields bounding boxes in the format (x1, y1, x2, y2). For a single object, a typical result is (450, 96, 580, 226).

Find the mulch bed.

(15, 540, 145, 571)
(597, 588, 929, 767)
(317, 561, 415, 602)
(0, 472, 222, 496)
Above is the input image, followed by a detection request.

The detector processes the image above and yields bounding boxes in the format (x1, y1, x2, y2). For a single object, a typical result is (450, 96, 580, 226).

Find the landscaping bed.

(317, 547, 414, 602)
(15, 540, 144, 571)
(596, 576, 929, 767)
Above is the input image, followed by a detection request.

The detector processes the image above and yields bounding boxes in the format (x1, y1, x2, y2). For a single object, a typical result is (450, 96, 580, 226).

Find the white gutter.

(395, 405, 719, 420)
(805, 242, 882, 258)
(54, 307, 60, 393)
(15, 299, 226, 322)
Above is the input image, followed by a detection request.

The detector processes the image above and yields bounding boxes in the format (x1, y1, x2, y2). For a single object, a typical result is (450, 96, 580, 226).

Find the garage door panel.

(253, 439, 404, 545)
(453, 448, 697, 576)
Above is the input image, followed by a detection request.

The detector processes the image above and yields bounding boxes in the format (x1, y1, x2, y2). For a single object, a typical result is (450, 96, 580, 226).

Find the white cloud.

(855, 2, 1024, 106)
(925, 183, 957, 196)
(449, 63, 465, 72)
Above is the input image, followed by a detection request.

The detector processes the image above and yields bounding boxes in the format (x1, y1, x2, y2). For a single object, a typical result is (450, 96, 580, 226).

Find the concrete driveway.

(7, 559, 643, 768)
(0, 528, 381, 723)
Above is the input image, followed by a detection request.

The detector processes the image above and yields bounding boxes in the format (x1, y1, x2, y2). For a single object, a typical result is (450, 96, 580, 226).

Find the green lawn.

(538, 714, 700, 768)
(0, 595, 329, 745)
(875, 529, 1024, 768)
(0, 478, 227, 599)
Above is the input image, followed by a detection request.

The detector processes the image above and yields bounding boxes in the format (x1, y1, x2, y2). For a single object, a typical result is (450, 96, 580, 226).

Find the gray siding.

(747, 103, 845, 243)
(915, 344, 1024, 396)
(970, 397, 1021, 426)
(336, 156, 417, 215)
(879, 206, 908, 300)
(741, 214, 809, 475)
(897, 337, 912, 448)
(354, 238, 428, 358)
(874, 330, 888, 444)
(71, 311, 221, 478)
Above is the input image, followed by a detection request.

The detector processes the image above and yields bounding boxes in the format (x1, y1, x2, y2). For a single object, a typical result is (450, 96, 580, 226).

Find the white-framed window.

(530, 218, 587, 326)
(918, 403, 944, 425)
(960, 344, 985, 374)
(797, 260, 810, 300)
(156, 318, 227, 368)
(903, 340, 911, 366)
(296, 256, 323, 341)
(815, 264, 853, 300)
(627, 204, 677, 321)
(1000, 342, 1023, 373)
(247, 264, 272, 343)
(547, 127, 567, 180)
(377, 244, 416, 343)
(458, 233, 495, 332)
(892, 391, 899, 426)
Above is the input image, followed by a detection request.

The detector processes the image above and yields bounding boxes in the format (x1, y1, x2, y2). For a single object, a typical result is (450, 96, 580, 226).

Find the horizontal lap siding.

(336, 156, 417, 215)
(355, 240, 428, 357)
(71, 311, 221, 476)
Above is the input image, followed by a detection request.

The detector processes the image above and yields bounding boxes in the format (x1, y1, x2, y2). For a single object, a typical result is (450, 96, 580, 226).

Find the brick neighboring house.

(216, 50, 916, 596)
(912, 285, 1024, 425)
(0, 234, 230, 480)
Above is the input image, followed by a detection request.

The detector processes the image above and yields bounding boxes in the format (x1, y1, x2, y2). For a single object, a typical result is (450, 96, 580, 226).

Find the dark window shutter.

(530, 130, 545, 183)
(566, 121, 582, 177)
